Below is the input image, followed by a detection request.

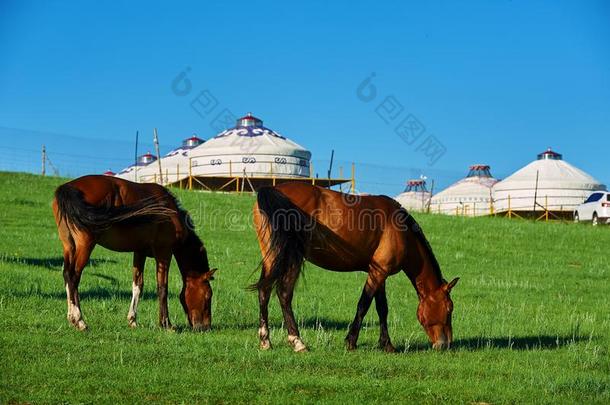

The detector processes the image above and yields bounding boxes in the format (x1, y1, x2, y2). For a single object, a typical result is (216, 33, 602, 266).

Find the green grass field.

(0, 172, 608, 404)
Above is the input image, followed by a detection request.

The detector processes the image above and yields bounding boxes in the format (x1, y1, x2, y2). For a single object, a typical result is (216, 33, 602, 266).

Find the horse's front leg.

(155, 251, 173, 329)
(127, 252, 146, 328)
(374, 282, 396, 353)
(346, 267, 387, 350)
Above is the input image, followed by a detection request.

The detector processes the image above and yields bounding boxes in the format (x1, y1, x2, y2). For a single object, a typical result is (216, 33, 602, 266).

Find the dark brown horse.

(253, 183, 458, 352)
(53, 175, 216, 331)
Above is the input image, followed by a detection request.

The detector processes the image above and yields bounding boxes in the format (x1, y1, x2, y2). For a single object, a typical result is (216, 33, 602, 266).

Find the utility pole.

(134, 130, 139, 182)
(42, 145, 46, 176)
(153, 128, 163, 184)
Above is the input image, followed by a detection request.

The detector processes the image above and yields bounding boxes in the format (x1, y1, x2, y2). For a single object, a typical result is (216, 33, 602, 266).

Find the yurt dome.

(430, 164, 498, 216)
(394, 179, 432, 212)
(493, 148, 606, 214)
(188, 113, 311, 178)
(115, 152, 157, 181)
(135, 135, 205, 183)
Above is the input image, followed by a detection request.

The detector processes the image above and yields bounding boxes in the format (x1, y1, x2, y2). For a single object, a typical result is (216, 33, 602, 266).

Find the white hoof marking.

(127, 282, 140, 326)
(288, 335, 307, 352)
(258, 326, 272, 350)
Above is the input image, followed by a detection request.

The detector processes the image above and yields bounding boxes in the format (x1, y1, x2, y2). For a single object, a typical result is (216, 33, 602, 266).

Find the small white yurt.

(493, 148, 606, 216)
(135, 135, 205, 183)
(394, 179, 432, 212)
(188, 113, 311, 178)
(430, 165, 498, 216)
(115, 152, 157, 182)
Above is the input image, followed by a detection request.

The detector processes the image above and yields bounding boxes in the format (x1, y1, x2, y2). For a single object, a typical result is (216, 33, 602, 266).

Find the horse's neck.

(173, 232, 195, 269)
(173, 232, 206, 277)
(408, 230, 443, 298)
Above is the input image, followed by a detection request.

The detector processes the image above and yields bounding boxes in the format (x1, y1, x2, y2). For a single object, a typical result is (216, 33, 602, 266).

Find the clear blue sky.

(1, 0, 609, 195)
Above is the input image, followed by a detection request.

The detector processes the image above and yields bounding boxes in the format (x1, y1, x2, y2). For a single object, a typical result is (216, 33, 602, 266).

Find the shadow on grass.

(213, 316, 352, 332)
(337, 335, 592, 353)
(0, 256, 117, 270)
(450, 335, 593, 351)
(13, 286, 162, 301)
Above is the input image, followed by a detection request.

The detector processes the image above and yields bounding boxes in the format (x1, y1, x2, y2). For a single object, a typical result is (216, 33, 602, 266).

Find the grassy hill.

(0, 172, 608, 404)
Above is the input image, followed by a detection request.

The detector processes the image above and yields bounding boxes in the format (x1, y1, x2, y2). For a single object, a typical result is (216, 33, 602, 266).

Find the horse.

(252, 182, 459, 352)
(52, 175, 216, 331)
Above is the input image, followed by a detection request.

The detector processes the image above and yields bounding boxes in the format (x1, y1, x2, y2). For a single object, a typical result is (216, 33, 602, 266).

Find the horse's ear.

(444, 277, 459, 292)
(204, 268, 217, 281)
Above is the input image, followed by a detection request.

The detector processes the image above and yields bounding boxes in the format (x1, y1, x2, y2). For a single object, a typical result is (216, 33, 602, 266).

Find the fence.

(0, 126, 475, 198)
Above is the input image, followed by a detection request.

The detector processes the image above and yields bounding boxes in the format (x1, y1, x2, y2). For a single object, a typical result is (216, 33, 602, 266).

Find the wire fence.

(0, 125, 475, 197)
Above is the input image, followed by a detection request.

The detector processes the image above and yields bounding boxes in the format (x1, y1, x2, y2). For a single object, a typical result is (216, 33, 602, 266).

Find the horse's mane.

(162, 189, 204, 247)
(380, 195, 445, 284)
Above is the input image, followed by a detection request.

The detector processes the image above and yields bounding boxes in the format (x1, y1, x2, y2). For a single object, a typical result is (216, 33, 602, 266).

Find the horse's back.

(268, 182, 408, 271)
(65, 175, 169, 206)
(54, 175, 182, 253)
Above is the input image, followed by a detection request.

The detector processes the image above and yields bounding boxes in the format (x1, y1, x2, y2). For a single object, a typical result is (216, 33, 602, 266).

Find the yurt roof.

(116, 152, 157, 176)
(134, 136, 205, 182)
(493, 148, 605, 192)
(432, 164, 498, 202)
(193, 113, 311, 159)
(403, 179, 428, 192)
(165, 136, 205, 156)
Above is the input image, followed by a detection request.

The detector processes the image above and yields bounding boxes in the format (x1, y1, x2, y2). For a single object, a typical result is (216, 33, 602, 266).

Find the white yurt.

(188, 113, 311, 178)
(135, 135, 205, 183)
(394, 179, 432, 212)
(430, 165, 498, 216)
(493, 148, 606, 215)
(115, 152, 157, 182)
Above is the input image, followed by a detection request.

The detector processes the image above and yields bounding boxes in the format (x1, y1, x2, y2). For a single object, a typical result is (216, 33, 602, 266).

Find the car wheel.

(574, 212, 580, 223)
(592, 213, 598, 226)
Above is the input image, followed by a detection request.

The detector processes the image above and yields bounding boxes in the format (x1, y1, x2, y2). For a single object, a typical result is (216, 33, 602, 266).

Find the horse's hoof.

(260, 340, 272, 350)
(345, 340, 357, 351)
(382, 343, 396, 353)
(192, 324, 210, 332)
(75, 320, 88, 331)
(288, 335, 308, 353)
(128, 320, 137, 328)
(159, 320, 174, 330)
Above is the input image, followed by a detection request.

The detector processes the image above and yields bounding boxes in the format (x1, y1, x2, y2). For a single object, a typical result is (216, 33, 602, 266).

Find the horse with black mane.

(253, 182, 459, 352)
(53, 175, 216, 331)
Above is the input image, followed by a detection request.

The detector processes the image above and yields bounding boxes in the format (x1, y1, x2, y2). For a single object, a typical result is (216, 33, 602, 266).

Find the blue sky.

(1, 0, 608, 195)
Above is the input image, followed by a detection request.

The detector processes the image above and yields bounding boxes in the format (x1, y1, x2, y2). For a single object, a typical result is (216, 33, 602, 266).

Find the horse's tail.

(251, 187, 311, 291)
(54, 183, 175, 235)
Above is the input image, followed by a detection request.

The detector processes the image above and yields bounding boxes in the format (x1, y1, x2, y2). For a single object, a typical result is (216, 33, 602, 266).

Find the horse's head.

(417, 277, 459, 350)
(180, 268, 216, 331)
(175, 231, 216, 331)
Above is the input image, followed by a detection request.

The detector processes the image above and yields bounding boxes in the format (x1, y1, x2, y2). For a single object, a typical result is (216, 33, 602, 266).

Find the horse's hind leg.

(254, 209, 274, 350)
(258, 280, 273, 350)
(64, 238, 93, 331)
(277, 267, 307, 352)
(374, 282, 396, 353)
(127, 252, 145, 328)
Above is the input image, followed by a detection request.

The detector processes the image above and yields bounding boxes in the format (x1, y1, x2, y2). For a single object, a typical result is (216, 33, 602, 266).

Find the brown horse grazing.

(53, 175, 216, 331)
(253, 183, 459, 352)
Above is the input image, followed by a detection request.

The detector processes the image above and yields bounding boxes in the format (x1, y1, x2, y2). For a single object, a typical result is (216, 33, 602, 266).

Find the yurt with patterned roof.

(188, 113, 311, 179)
(115, 152, 157, 182)
(493, 148, 606, 217)
(394, 179, 432, 212)
(135, 135, 205, 183)
(430, 165, 498, 216)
